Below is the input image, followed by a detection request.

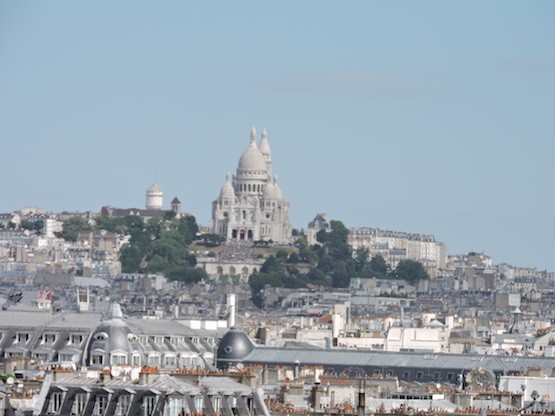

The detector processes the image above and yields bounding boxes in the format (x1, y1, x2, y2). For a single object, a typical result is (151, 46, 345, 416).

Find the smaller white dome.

(273, 176, 283, 199)
(147, 183, 162, 194)
(219, 173, 235, 199)
(263, 181, 278, 200)
(220, 182, 235, 199)
(274, 183, 283, 199)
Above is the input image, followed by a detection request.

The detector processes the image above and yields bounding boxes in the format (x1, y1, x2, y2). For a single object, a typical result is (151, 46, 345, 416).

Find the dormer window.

(42, 333, 56, 344)
(16, 333, 30, 344)
(132, 354, 141, 366)
(91, 353, 104, 365)
(48, 392, 63, 414)
(111, 353, 127, 365)
(70, 334, 84, 345)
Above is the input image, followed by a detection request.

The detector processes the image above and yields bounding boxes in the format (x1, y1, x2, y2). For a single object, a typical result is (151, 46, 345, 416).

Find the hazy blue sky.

(1, 2, 554, 270)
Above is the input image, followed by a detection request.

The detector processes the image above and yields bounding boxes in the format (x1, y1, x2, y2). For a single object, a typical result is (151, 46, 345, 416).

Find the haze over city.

(1, 1, 553, 270)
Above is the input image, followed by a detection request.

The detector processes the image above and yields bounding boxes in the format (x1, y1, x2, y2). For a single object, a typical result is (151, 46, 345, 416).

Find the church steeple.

(258, 128, 272, 174)
(250, 126, 257, 144)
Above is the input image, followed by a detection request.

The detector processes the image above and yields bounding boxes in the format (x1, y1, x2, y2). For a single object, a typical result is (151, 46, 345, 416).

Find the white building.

(210, 127, 292, 243)
(348, 227, 447, 276)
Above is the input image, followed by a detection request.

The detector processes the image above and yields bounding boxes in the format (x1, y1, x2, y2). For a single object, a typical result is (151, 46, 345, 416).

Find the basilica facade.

(210, 127, 292, 243)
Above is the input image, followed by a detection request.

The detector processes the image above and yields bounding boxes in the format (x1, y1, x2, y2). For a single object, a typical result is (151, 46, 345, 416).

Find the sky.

(1, 2, 554, 271)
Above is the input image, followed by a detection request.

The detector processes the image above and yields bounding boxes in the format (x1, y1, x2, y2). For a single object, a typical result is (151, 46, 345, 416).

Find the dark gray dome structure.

(84, 303, 141, 367)
(216, 326, 255, 370)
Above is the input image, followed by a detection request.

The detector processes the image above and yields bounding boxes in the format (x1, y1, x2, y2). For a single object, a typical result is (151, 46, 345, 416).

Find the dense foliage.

(20, 219, 45, 234)
(249, 219, 430, 308)
(56, 216, 92, 241)
(58, 214, 207, 283)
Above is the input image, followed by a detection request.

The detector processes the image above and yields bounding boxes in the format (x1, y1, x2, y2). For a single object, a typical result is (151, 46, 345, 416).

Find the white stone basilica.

(210, 127, 292, 243)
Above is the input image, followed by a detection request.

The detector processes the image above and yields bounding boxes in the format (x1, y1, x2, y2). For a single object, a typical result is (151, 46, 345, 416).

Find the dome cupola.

(237, 127, 269, 177)
(219, 172, 236, 200)
(216, 326, 255, 370)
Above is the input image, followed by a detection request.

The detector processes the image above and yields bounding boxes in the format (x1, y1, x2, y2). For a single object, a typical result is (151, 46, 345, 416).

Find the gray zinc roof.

(242, 346, 555, 374)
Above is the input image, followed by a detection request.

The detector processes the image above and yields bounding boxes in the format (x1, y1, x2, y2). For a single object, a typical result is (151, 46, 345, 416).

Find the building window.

(91, 354, 104, 365)
(48, 392, 62, 414)
(115, 395, 131, 416)
(111, 353, 127, 365)
(132, 354, 141, 366)
(446, 373, 454, 381)
(93, 396, 107, 416)
(213, 396, 221, 412)
(43, 333, 56, 344)
(402, 371, 410, 379)
(70, 334, 84, 345)
(165, 355, 176, 367)
(168, 397, 184, 416)
(72, 393, 86, 415)
(60, 353, 74, 362)
(148, 355, 160, 367)
(433, 372, 441, 380)
(143, 396, 156, 416)
(17, 333, 30, 344)
(194, 396, 203, 413)
(416, 372, 424, 380)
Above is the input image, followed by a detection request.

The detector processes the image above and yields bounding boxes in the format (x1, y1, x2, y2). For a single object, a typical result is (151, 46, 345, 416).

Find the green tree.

(118, 215, 201, 279)
(392, 259, 429, 284)
(94, 216, 126, 233)
(20, 219, 44, 234)
(260, 255, 287, 274)
(312, 220, 354, 288)
(354, 247, 370, 273)
(56, 217, 92, 242)
(120, 244, 145, 273)
(198, 233, 225, 246)
(370, 255, 388, 275)
(287, 252, 300, 263)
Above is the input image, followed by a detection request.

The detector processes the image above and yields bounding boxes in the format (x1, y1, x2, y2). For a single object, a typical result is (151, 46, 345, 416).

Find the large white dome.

(238, 142, 268, 173)
(237, 127, 269, 174)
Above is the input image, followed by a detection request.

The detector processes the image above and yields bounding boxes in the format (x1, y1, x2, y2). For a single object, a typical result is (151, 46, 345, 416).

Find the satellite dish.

(111, 367, 122, 378)
(236, 363, 244, 370)
(5, 377, 14, 385)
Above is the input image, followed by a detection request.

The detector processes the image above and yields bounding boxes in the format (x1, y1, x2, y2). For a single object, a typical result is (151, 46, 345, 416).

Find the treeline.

(57, 215, 207, 283)
(249, 220, 429, 307)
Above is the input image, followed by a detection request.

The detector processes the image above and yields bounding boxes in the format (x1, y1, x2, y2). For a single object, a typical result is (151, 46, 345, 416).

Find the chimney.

(226, 293, 236, 327)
